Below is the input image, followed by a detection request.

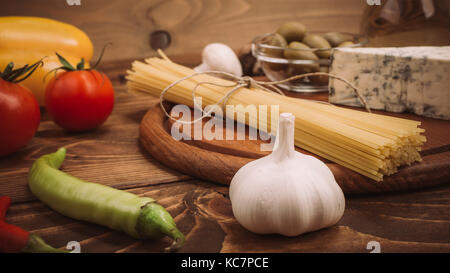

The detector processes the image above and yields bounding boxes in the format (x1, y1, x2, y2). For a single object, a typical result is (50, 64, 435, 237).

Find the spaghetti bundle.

(126, 55, 425, 182)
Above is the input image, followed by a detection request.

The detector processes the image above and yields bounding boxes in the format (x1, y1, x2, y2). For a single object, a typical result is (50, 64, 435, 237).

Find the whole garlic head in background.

(229, 113, 345, 236)
(194, 43, 243, 77)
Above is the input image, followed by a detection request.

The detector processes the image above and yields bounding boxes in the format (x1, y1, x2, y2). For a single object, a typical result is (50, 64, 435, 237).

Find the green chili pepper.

(28, 147, 185, 252)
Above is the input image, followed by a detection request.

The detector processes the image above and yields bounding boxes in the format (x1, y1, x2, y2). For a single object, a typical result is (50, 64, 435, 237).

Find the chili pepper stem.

(164, 227, 185, 252)
(136, 202, 185, 252)
(1, 196, 67, 253)
(21, 234, 68, 253)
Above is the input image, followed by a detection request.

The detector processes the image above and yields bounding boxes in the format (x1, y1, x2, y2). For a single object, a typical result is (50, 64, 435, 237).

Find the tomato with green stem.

(45, 50, 114, 132)
(0, 61, 42, 157)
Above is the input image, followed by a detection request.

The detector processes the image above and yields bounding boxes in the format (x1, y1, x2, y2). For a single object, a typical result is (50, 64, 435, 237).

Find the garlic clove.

(194, 43, 243, 77)
(229, 113, 345, 237)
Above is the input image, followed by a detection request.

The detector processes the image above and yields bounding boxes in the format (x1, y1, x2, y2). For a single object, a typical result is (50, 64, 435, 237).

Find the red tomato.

(45, 70, 114, 131)
(0, 78, 41, 157)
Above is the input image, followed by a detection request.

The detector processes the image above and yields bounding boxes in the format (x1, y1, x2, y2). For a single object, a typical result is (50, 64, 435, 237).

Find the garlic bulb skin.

(229, 113, 345, 236)
(194, 43, 243, 77)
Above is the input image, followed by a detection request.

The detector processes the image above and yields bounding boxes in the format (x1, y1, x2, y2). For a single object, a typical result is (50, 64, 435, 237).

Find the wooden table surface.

(1, 60, 449, 253)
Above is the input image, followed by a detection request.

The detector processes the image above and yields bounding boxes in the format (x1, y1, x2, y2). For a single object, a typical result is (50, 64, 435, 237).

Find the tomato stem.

(76, 58, 85, 70)
(0, 60, 43, 83)
(92, 43, 112, 69)
(55, 53, 76, 71)
(46, 44, 111, 81)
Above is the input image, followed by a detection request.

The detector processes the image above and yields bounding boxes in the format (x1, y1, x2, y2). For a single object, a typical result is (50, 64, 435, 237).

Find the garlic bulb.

(229, 113, 345, 236)
(194, 43, 243, 77)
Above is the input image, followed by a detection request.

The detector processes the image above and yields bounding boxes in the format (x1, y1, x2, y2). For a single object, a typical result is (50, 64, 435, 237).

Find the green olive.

(284, 42, 319, 74)
(263, 34, 287, 71)
(276, 21, 307, 43)
(323, 32, 349, 47)
(284, 41, 318, 60)
(270, 33, 288, 48)
(302, 34, 332, 58)
(337, 41, 355, 47)
(264, 33, 287, 57)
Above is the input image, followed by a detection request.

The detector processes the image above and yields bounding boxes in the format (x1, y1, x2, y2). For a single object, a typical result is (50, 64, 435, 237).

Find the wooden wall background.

(0, 0, 367, 62)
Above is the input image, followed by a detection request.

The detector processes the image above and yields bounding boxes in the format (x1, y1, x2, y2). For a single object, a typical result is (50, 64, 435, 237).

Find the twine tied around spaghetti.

(159, 70, 371, 124)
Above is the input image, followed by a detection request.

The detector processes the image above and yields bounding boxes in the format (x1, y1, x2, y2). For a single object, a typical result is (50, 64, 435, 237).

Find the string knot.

(238, 76, 254, 88)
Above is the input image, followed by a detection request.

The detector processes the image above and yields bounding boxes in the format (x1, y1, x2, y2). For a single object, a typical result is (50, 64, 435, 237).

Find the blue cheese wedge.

(329, 46, 450, 120)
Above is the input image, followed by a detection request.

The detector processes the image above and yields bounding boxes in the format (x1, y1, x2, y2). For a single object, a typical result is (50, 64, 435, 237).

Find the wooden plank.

(4, 180, 450, 253)
(0, 0, 367, 62)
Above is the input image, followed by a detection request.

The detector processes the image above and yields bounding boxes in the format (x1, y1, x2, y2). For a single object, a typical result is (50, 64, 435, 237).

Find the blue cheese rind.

(329, 46, 450, 120)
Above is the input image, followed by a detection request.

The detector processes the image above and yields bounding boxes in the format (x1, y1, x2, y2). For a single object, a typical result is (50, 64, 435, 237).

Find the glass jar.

(251, 32, 367, 93)
(361, 0, 450, 46)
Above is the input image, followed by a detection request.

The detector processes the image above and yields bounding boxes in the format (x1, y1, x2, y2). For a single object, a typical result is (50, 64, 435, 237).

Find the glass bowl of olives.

(252, 22, 368, 92)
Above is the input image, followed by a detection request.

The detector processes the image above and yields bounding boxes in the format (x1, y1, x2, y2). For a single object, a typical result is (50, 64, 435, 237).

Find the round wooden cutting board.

(140, 102, 450, 195)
